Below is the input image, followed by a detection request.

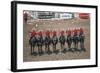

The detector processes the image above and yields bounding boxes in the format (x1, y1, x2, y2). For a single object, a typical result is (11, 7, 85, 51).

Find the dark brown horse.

(52, 35, 59, 54)
(29, 36, 37, 55)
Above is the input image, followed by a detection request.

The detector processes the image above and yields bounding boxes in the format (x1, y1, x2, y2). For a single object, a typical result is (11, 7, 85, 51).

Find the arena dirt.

(23, 18, 90, 62)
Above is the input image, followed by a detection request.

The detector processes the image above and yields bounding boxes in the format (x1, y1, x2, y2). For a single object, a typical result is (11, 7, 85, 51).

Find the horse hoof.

(47, 51, 52, 55)
(74, 48, 79, 51)
(61, 49, 67, 53)
(54, 50, 59, 54)
(68, 48, 74, 52)
(82, 48, 86, 52)
(38, 52, 44, 56)
(32, 52, 37, 56)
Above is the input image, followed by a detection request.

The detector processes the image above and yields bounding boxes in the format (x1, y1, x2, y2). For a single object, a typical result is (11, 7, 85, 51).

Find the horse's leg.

(33, 45, 35, 53)
(61, 43, 62, 51)
(68, 42, 71, 51)
(45, 44, 47, 52)
(72, 41, 75, 52)
(48, 44, 50, 52)
(69, 42, 71, 49)
(80, 42, 83, 51)
(82, 42, 85, 49)
(53, 44, 55, 52)
(33, 44, 38, 56)
(74, 41, 76, 49)
(77, 40, 80, 51)
(47, 44, 52, 54)
(32, 45, 34, 54)
(55, 44, 56, 51)
(38, 45, 40, 54)
(81, 41, 86, 52)
(75, 42, 79, 51)
(53, 44, 56, 52)
(62, 44, 64, 50)
(75, 42, 78, 51)
(31, 44, 35, 55)
(75, 39, 78, 51)
(76, 41, 78, 49)
(39, 45, 42, 55)
(54, 44, 59, 54)
(63, 43, 65, 50)
(68, 42, 70, 49)
(61, 43, 64, 52)
(41, 45, 43, 53)
(38, 45, 42, 54)
(30, 44, 32, 55)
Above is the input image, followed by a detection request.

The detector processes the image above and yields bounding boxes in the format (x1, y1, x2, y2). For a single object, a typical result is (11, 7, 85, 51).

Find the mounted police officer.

(51, 31, 59, 54)
(37, 31, 44, 55)
(66, 30, 72, 51)
(59, 31, 66, 53)
(29, 30, 37, 55)
(78, 28, 86, 52)
(72, 28, 79, 51)
(44, 30, 52, 54)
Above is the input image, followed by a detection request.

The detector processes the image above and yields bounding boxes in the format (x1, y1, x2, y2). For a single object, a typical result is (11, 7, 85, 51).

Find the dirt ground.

(23, 18, 90, 62)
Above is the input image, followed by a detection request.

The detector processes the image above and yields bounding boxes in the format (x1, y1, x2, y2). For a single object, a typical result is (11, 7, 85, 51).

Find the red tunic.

(38, 31, 42, 36)
(45, 30, 50, 36)
(79, 28, 84, 34)
(73, 29, 78, 35)
(66, 30, 71, 36)
(61, 31, 64, 35)
(31, 30, 36, 37)
(53, 31, 57, 36)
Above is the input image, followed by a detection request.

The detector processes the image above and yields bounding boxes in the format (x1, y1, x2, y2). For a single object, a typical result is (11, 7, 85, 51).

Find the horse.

(44, 36, 52, 54)
(78, 34, 86, 52)
(59, 35, 66, 52)
(29, 36, 37, 55)
(37, 36, 44, 55)
(67, 35, 72, 49)
(51, 35, 59, 53)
